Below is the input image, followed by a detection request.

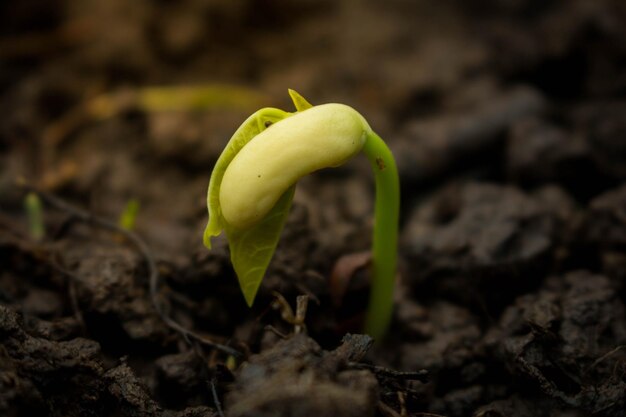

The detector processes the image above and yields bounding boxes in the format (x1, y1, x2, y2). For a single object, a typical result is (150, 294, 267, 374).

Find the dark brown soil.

(1, 1, 625, 416)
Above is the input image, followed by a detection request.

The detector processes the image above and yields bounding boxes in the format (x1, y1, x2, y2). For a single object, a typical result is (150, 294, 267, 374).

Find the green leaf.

(224, 185, 296, 306)
(204, 107, 290, 249)
(204, 104, 296, 306)
(288, 89, 313, 112)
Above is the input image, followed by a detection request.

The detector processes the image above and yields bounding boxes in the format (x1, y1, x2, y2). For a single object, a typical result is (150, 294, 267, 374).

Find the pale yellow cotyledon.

(219, 103, 371, 229)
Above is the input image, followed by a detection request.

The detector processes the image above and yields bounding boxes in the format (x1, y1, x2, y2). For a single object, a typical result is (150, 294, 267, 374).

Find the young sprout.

(118, 198, 140, 231)
(24, 192, 45, 241)
(204, 90, 399, 340)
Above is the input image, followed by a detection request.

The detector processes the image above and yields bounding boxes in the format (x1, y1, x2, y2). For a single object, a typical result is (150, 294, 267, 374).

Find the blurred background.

(2, 0, 625, 227)
(1, 1, 626, 416)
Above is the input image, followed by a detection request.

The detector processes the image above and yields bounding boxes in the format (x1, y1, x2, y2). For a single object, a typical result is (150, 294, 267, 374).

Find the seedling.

(204, 90, 399, 339)
(118, 198, 140, 231)
(24, 192, 45, 241)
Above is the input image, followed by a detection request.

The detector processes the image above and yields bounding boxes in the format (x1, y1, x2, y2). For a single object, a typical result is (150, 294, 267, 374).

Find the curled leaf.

(203, 107, 290, 248)
(204, 105, 293, 306)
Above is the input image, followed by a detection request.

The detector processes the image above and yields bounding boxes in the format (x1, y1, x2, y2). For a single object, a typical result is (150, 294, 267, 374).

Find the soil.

(1, 1, 626, 416)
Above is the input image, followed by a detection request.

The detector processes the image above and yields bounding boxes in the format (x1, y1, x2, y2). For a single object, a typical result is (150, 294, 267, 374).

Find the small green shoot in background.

(118, 198, 140, 231)
(24, 192, 45, 241)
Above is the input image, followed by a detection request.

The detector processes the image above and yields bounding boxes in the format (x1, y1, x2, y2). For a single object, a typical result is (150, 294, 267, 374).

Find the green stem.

(24, 192, 45, 241)
(361, 131, 400, 340)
